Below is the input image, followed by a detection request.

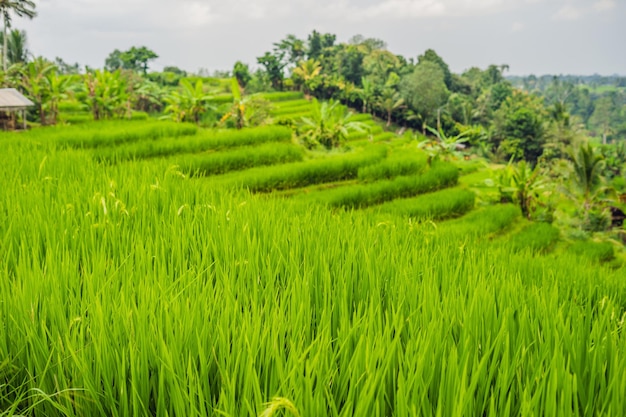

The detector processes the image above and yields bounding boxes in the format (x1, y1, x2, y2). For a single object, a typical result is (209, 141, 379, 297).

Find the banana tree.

(21, 57, 55, 124)
(298, 99, 368, 149)
(219, 78, 271, 129)
(163, 79, 214, 124)
(77, 70, 131, 120)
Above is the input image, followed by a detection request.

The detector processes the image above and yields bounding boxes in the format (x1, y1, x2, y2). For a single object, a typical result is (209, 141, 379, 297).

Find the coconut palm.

(0, 0, 36, 72)
(0, 28, 28, 65)
(375, 87, 404, 127)
(568, 143, 605, 205)
(291, 59, 321, 98)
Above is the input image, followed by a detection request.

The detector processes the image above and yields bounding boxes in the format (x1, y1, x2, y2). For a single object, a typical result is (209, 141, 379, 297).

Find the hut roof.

(0, 88, 34, 111)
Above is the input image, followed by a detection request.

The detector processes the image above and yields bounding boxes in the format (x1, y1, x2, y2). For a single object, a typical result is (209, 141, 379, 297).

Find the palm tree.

(375, 87, 404, 127)
(0, 28, 28, 65)
(355, 77, 376, 113)
(568, 143, 605, 205)
(292, 59, 321, 98)
(0, 0, 36, 72)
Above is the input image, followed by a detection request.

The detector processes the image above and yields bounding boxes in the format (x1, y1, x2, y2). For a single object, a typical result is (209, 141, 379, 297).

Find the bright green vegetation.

(182, 142, 304, 176)
(213, 145, 388, 191)
(305, 162, 459, 209)
(374, 187, 476, 220)
(1, 119, 625, 417)
(1, 121, 625, 417)
(93, 126, 293, 162)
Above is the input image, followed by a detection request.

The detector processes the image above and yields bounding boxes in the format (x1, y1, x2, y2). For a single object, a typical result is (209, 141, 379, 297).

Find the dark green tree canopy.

(105, 46, 158, 74)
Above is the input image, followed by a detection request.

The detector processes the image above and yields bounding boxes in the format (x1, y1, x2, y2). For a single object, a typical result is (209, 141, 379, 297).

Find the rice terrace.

(1, 1, 626, 416)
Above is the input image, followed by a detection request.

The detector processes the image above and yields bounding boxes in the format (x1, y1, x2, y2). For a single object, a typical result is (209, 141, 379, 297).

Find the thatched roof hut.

(0, 88, 34, 130)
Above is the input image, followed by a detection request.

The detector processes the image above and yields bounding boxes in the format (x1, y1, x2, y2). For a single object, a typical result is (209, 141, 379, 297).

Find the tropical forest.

(1, 1, 626, 416)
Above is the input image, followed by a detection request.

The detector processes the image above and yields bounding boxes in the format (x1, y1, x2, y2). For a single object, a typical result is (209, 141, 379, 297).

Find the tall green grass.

(93, 126, 292, 162)
(307, 162, 459, 209)
(6, 120, 199, 148)
(375, 187, 475, 220)
(0, 126, 624, 417)
(182, 142, 304, 176)
(508, 222, 561, 254)
(213, 146, 388, 192)
(357, 153, 428, 182)
(438, 204, 522, 237)
(256, 91, 305, 101)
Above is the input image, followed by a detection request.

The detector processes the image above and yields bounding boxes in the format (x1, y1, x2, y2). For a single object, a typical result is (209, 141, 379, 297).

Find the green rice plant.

(357, 153, 428, 182)
(270, 104, 314, 117)
(567, 240, 615, 263)
(57, 101, 83, 112)
(439, 204, 521, 237)
(508, 222, 561, 253)
(272, 99, 311, 109)
(371, 132, 397, 142)
(346, 124, 383, 141)
(182, 142, 304, 176)
(309, 162, 459, 209)
(209, 94, 235, 105)
(130, 111, 150, 120)
(58, 113, 94, 124)
(375, 188, 475, 220)
(93, 126, 292, 162)
(256, 91, 305, 102)
(348, 113, 374, 122)
(0, 126, 625, 417)
(48, 120, 199, 148)
(215, 145, 387, 191)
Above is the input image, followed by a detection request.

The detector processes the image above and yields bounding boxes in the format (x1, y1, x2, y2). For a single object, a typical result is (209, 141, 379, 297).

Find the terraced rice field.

(1, 97, 625, 417)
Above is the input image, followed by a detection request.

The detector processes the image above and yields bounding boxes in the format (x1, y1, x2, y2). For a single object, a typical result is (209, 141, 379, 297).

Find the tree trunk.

(3, 19, 7, 72)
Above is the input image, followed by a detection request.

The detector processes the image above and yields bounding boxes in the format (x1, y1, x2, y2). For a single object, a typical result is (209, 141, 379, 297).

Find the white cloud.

(355, 0, 447, 19)
(511, 22, 524, 32)
(553, 5, 583, 21)
(593, 0, 616, 11)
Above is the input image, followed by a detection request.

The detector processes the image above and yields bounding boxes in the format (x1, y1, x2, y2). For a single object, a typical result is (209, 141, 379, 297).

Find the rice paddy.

(1, 98, 625, 417)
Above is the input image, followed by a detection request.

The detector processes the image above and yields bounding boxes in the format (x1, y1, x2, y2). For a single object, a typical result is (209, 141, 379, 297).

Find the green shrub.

(376, 188, 475, 220)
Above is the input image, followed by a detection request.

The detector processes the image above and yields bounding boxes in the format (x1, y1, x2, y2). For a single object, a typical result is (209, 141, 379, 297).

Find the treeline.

(238, 31, 626, 163)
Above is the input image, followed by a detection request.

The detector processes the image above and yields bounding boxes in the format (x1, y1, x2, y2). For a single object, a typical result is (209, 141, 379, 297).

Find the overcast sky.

(17, 0, 626, 76)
